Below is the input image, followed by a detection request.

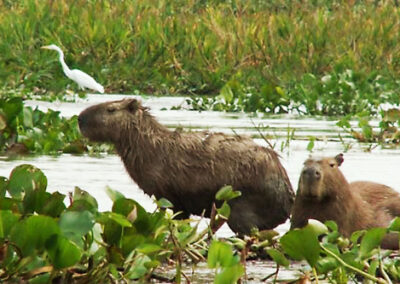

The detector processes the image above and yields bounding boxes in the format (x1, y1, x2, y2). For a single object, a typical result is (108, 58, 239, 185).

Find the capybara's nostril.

(302, 167, 321, 180)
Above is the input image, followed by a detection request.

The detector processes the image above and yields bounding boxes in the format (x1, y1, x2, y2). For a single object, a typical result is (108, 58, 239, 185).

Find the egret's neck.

(57, 49, 71, 77)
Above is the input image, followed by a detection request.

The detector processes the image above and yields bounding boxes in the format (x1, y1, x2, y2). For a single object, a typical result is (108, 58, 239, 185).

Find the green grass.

(1, 0, 400, 115)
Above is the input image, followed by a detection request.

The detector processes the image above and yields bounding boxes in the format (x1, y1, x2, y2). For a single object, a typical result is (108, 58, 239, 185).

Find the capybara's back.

(350, 181, 400, 216)
(78, 99, 295, 235)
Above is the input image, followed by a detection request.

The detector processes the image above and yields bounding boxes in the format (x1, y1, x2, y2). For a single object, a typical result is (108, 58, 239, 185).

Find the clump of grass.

(1, 0, 400, 115)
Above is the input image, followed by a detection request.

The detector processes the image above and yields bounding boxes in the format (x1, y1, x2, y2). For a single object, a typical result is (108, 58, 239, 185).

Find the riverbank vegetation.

(1, 164, 400, 283)
(1, 0, 400, 116)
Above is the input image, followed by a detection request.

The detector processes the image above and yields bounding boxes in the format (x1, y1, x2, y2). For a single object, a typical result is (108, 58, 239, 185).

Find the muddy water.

(1, 95, 400, 282)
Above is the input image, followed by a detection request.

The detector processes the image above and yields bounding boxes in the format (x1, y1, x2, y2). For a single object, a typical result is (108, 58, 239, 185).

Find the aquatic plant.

(1, 164, 400, 283)
(2, 0, 400, 116)
(0, 97, 114, 156)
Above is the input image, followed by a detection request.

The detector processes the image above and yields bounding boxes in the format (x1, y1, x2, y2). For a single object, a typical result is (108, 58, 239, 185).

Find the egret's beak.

(41, 45, 51, 49)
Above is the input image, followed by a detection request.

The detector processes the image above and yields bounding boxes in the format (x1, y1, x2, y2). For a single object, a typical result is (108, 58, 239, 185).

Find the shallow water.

(2, 94, 400, 282)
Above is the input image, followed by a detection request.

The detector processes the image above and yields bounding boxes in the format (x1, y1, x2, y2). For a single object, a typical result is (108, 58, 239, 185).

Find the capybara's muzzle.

(301, 167, 321, 181)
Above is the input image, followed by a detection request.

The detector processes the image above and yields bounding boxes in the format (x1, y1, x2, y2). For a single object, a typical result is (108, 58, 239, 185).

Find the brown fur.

(291, 154, 400, 249)
(78, 98, 295, 234)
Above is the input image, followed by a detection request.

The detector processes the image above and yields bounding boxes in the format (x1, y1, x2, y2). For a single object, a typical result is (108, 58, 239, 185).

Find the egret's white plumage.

(41, 44, 104, 93)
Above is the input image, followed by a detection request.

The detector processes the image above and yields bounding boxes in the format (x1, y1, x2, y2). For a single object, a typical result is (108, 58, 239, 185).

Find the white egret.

(41, 44, 104, 93)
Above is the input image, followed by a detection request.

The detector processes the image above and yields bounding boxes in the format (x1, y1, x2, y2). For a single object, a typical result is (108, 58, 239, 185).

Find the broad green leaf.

(217, 201, 231, 219)
(8, 164, 47, 198)
(388, 217, 400, 231)
(136, 243, 162, 254)
(359, 228, 386, 259)
(2, 97, 23, 123)
(69, 187, 98, 212)
(214, 264, 244, 284)
(156, 198, 173, 209)
(280, 224, 322, 267)
(215, 186, 241, 201)
(126, 254, 151, 280)
(39, 192, 66, 217)
(99, 212, 132, 228)
(106, 186, 125, 202)
(266, 248, 289, 267)
(316, 256, 339, 274)
(10, 215, 60, 256)
(0, 210, 18, 238)
(46, 234, 82, 269)
(22, 190, 49, 214)
(208, 240, 236, 268)
(59, 210, 95, 238)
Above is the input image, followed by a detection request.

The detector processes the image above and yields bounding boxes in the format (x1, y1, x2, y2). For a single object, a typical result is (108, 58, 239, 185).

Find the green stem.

(320, 244, 387, 284)
(312, 267, 319, 284)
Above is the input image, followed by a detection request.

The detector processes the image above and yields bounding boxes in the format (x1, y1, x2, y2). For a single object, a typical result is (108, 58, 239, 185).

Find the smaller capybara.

(78, 98, 295, 235)
(291, 154, 400, 249)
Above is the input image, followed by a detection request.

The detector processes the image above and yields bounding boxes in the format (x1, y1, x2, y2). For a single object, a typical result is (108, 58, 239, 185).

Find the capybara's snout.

(301, 166, 321, 181)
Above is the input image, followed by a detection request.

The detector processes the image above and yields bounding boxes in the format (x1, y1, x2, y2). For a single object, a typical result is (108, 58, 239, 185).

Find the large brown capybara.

(78, 98, 295, 235)
(290, 154, 400, 249)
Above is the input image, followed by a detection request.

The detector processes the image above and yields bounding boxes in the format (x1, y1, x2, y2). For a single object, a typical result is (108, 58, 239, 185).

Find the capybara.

(78, 98, 295, 234)
(290, 153, 400, 249)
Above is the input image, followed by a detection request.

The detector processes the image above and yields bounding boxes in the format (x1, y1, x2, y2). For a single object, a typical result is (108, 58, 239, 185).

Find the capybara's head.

(298, 153, 345, 201)
(78, 99, 145, 143)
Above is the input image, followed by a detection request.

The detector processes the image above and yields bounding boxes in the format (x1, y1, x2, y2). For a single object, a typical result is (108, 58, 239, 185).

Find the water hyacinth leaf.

(266, 248, 289, 267)
(214, 264, 244, 284)
(280, 223, 322, 267)
(208, 240, 236, 268)
(126, 254, 151, 280)
(215, 186, 241, 201)
(136, 243, 162, 254)
(316, 256, 339, 274)
(106, 186, 125, 202)
(8, 164, 47, 198)
(325, 220, 339, 232)
(307, 219, 329, 235)
(46, 234, 82, 269)
(388, 217, 400, 231)
(1, 97, 23, 123)
(10, 215, 60, 256)
(59, 210, 95, 238)
(0, 197, 20, 211)
(217, 202, 231, 219)
(0, 210, 18, 238)
(99, 212, 132, 228)
(359, 228, 386, 259)
(156, 198, 173, 209)
(38, 192, 66, 217)
(22, 190, 49, 214)
(69, 187, 98, 212)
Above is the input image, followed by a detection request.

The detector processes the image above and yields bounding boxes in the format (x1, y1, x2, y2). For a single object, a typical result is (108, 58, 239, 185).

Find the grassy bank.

(1, 0, 400, 115)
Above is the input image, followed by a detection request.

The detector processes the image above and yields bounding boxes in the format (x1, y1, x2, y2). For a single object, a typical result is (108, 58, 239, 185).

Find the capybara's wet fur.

(291, 154, 400, 249)
(78, 98, 295, 234)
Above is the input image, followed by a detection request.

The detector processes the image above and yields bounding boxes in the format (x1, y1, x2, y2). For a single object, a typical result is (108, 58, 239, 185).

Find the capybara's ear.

(335, 153, 344, 166)
(127, 99, 139, 112)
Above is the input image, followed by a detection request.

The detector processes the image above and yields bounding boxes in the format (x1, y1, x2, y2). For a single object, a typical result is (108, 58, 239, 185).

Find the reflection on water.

(2, 95, 400, 281)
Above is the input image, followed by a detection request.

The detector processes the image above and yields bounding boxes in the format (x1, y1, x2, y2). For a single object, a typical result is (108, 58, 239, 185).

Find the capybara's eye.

(329, 163, 335, 168)
(107, 106, 116, 113)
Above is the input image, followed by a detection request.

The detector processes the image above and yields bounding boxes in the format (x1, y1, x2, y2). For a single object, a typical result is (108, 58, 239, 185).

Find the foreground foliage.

(0, 164, 400, 283)
(2, 0, 400, 115)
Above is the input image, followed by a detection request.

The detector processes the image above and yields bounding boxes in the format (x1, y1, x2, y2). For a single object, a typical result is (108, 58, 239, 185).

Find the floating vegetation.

(1, 165, 400, 283)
